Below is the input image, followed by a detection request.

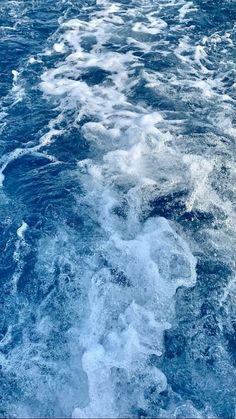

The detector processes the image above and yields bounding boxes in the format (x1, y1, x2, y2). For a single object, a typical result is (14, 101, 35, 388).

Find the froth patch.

(71, 217, 196, 418)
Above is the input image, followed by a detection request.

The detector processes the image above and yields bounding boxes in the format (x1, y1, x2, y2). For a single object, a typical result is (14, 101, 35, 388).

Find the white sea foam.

(11, 222, 29, 293)
(0, 146, 58, 187)
(39, 1, 201, 417)
(11, 69, 25, 104)
(178, 1, 197, 20)
(72, 217, 196, 418)
(132, 17, 167, 35)
(16, 221, 28, 239)
(38, 0, 236, 416)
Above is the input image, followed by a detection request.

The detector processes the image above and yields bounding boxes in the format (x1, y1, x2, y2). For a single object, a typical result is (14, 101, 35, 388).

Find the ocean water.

(0, 0, 236, 418)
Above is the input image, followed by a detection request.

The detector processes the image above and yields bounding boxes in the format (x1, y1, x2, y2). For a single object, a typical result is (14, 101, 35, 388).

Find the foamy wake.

(11, 0, 233, 417)
(39, 1, 200, 417)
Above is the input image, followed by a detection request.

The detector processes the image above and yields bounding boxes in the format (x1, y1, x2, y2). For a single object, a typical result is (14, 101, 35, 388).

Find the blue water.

(0, 1, 236, 418)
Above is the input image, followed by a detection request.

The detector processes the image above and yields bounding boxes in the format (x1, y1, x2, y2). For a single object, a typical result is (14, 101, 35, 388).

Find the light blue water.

(0, 0, 236, 418)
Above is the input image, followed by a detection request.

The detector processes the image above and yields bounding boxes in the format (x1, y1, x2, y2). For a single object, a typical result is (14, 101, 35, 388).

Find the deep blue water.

(0, 1, 236, 418)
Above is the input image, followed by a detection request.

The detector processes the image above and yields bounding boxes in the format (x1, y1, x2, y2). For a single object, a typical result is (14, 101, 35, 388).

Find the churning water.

(0, 0, 236, 417)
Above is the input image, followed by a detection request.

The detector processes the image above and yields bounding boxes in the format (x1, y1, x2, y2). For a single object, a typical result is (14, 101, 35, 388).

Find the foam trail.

(40, 1, 199, 417)
(11, 222, 29, 293)
(72, 218, 196, 418)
